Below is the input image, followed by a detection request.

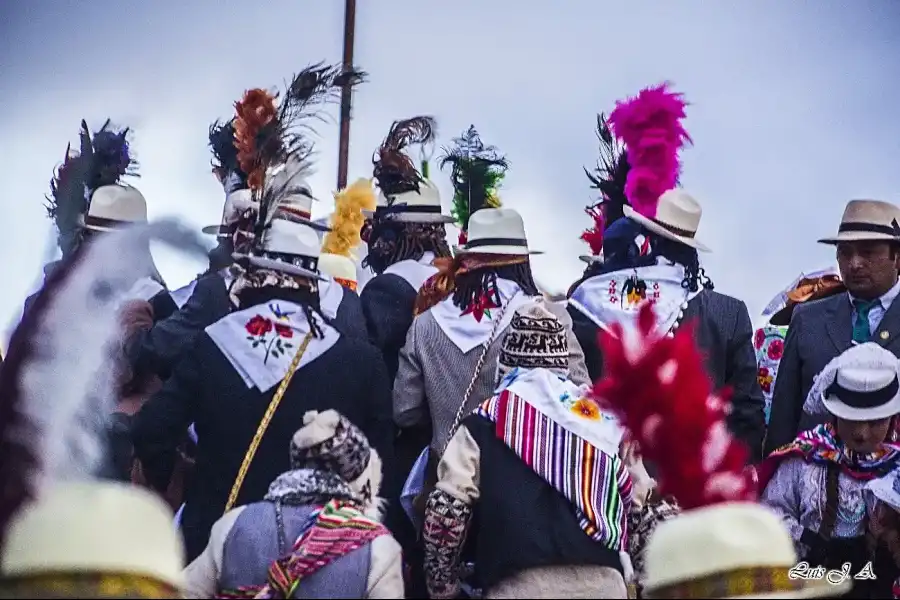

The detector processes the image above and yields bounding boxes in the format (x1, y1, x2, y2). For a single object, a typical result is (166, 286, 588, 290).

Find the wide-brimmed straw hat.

(362, 179, 455, 224)
(818, 199, 900, 245)
(642, 502, 851, 599)
(80, 185, 148, 232)
(455, 208, 543, 256)
(623, 189, 711, 253)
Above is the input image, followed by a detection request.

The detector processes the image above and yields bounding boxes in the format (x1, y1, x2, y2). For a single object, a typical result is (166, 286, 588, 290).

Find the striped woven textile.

(475, 390, 633, 551)
(216, 500, 388, 599)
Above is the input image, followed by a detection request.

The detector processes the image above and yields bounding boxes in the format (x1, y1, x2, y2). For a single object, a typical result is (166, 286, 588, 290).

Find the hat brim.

(623, 205, 711, 253)
(818, 231, 900, 245)
(360, 208, 455, 224)
(78, 215, 145, 233)
(232, 253, 326, 281)
(735, 577, 852, 599)
(202, 224, 224, 235)
(454, 245, 543, 256)
(822, 394, 900, 421)
(579, 255, 603, 264)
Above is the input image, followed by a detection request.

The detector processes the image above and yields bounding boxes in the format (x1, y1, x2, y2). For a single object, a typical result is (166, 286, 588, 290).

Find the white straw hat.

(455, 208, 543, 255)
(81, 185, 148, 232)
(818, 199, 900, 245)
(623, 189, 711, 252)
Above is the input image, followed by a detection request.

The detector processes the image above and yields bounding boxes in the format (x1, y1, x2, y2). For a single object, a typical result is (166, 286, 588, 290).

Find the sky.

(2, 0, 900, 342)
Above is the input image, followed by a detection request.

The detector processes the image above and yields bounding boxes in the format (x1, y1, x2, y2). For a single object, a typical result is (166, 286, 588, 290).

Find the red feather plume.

(590, 303, 756, 510)
(580, 203, 605, 255)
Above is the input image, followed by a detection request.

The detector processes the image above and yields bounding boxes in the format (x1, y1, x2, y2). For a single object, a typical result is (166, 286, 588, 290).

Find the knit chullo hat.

(498, 302, 569, 381)
(291, 410, 384, 516)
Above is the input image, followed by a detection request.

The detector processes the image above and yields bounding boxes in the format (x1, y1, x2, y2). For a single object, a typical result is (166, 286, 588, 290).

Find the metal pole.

(336, 0, 357, 191)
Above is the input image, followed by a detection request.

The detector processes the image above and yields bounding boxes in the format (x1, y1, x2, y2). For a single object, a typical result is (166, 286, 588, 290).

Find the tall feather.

(591, 303, 756, 510)
(81, 119, 139, 195)
(209, 119, 248, 190)
(373, 116, 437, 199)
(440, 125, 508, 244)
(323, 178, 376, 257)
(234, 62, 367, 195)
(45, 144, 90, 258)
(607, 83, 691, 219)
(0, 220, 208, 550)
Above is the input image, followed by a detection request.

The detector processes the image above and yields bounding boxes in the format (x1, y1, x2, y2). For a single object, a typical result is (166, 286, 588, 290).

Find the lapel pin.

(881, 331, 890, 341)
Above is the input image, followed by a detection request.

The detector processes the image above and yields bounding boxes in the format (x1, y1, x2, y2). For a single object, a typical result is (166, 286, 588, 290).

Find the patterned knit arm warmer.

(423, 490, 474, 600)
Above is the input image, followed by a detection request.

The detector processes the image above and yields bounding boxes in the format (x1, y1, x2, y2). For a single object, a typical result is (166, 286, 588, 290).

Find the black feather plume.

(584, 113, 630, 227)
(44, 145, 90, 258)
(373, 116, 437, 199)
(81, 119, 139, 195)
(209, 119, 248, 189)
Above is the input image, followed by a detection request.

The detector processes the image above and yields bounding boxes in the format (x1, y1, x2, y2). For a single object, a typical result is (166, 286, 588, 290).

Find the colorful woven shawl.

(475, 389, 633, 551)
(216, 500, 388, 599)
(757, 423, 900, 492)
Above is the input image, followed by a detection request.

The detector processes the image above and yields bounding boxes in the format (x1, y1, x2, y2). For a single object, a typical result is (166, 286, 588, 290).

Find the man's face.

(836, 241, 900, 299)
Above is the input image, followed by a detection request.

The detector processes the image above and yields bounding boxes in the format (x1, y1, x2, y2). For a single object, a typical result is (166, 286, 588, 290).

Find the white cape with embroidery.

(497, 366, 625, 456)
(569, 264, 701, 336)
(383, 252, 438, 291)
(205, 300, 340, 393)
(431, 278, 535, 353)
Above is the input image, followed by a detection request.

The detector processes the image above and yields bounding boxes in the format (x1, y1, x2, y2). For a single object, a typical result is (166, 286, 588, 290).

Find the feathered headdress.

(209, 119, 248, 192)
(591, 303, 756, 510)
(45, 145, 89, 258)
(0, 220, 207, 551)
(581, 113, 630, 255)
(607, 83, 691, 219)
(230, 62, 366, 240)
(80, 119, 139, 196)
(372, 116, 437, 201)
(322, 178, 376, 258)
(440, 125, 508, 245)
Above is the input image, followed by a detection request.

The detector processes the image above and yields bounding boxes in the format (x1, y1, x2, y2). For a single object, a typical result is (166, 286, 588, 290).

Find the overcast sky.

(2, 0, 899, 341)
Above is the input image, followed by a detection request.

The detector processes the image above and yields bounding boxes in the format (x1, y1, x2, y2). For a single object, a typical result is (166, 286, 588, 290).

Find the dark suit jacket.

(764, 292, 900, 455)
(570, 288, 767, 461)
(360, 273, 418, 383)
(131, 331, 394, 562)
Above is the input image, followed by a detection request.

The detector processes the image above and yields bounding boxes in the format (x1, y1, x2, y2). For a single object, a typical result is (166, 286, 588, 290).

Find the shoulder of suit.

(692, 288, 746, 310)
(361, 273, 417, 298)
(792, 293, 841, 321)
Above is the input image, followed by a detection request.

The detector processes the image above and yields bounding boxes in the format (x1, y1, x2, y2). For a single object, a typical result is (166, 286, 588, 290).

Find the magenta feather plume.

(607, 83, 692, 219)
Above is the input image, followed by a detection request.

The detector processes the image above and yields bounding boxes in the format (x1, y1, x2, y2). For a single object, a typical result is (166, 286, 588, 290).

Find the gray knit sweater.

(393, 298, 591, 453)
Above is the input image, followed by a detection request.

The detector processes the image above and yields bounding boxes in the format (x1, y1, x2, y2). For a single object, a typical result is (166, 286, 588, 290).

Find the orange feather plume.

(233, 89, 278, 191)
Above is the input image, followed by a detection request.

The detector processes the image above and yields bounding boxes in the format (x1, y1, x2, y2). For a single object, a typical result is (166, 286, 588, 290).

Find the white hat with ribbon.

(81, 185, 148, 232)
(623, 189, 711, 252)
(818, 199, 900, 245)
(455, 208, 543, 256)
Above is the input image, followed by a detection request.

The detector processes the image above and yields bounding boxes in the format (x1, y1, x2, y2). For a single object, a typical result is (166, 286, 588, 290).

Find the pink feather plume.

(607, 83, 692, 219)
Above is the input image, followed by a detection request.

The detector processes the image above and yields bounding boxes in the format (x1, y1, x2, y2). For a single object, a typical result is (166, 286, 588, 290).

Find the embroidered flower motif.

(571, 397, 601, 420)
(245, 306, 296, 364)
(461, 290, 501, 322)
(245, 315, 273, 336)
(757, 366, 773, 394)
(754, 328, 765, 349)
(767, 338, 784, 361)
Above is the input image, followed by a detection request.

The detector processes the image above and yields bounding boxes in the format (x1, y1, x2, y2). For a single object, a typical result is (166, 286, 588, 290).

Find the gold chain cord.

(224, 330, 315, 514)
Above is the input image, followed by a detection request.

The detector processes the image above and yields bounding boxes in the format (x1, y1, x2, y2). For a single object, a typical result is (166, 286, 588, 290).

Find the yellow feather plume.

(322, 178, 376, 257)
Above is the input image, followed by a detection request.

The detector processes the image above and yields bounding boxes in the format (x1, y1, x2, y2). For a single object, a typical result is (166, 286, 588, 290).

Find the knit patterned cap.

(498, 302, 569, 379)
(291, 410, 372, 486)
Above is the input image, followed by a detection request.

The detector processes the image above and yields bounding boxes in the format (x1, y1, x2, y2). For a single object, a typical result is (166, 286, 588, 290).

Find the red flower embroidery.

(754, 328, 765, 349)
(274, 323, 293, 339)
(757, 366, 773, 394)
(245, 315, 273, 336)
(461, 290, 501, 323)
(767, 339, 784, 361)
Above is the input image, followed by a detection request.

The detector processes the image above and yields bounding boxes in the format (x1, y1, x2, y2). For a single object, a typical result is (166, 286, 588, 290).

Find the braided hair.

(451, 261, 539, 311)
(362, 219, 452, 274)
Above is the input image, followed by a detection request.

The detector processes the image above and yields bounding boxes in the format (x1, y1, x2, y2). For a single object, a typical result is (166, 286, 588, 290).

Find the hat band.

(838, 220, 900, 237)
(465, 237, 527, 249)
(379, 204, 443, 216)
(651, 218, 697, 239)
(83, 215, 132, 230)
(278, 206, 312, 220)
(645, 565, 804, 599)
(255, 250, 319, 274)
(825, 375, 900, 409)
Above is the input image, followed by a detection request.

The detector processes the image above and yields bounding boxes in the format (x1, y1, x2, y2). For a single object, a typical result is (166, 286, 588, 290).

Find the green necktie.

(852, 299, 876, 343)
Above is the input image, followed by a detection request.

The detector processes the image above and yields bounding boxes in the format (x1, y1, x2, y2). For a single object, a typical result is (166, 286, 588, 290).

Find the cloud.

(1, 0, 899, 340)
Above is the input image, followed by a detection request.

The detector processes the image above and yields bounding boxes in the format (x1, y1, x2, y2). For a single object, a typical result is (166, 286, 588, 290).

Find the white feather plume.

(14, 219, 208, 494)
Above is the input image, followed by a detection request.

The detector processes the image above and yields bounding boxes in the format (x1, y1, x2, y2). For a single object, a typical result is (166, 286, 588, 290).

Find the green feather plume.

(439, 125, 508, 231)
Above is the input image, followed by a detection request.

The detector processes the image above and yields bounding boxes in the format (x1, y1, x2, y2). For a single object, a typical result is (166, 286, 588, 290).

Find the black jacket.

(569, 288, 767, 462)
(131, 330, 395, 562)
(360, 273, 418, 382)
